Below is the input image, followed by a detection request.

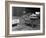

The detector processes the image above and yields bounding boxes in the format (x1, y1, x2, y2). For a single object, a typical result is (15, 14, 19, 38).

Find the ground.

(12, 16, 40, 31)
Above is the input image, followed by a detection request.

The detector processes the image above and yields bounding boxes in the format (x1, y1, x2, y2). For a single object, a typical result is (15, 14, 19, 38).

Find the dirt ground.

(12, 16, 40, 31)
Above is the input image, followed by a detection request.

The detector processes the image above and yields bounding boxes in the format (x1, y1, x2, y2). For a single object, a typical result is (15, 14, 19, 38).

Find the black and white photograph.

(12, 7, 40, 31)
